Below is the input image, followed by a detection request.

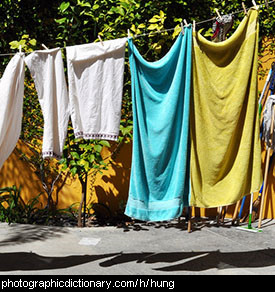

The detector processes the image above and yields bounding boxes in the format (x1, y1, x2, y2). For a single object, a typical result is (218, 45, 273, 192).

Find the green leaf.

(9, 41, 19, 49)
(159, 10, 165, 19)
(138, 23, 146, 29)
(77, 159, 89, 170)
(55, 18, 67, 24)
(93, 4, 100, 10)
(203, 27, 213, 37)
(60, 2, 70, 13)
(29, 39, 37, 46)
(148, 23, 159, 30)
(172, 25, 181, 39)
(149, 17, 160, 23)
(117, 6, 125, 16)
(99, 140, 111, 148)
(18, 40, 26, 46)
(88, 154, 95, 163)
(94, 145, 103, 153)
(71, 152, 80, 159)
(70, 167, 78, 176)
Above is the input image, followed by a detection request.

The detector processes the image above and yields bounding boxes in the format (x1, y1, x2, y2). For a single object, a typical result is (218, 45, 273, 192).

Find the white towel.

(262, 95, 275, 149)
(25, 48, 70, 159)
(66, 38, 127, 141)
(0, 53, 25, 169)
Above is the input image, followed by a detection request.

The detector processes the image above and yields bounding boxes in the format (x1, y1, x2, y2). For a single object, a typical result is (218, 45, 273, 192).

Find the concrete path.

(0, 219, 275, 275)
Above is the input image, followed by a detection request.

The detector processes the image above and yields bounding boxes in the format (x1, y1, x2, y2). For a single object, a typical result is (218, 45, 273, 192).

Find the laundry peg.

(184, 19, 188, 26)
(193, 20, 196, 32)
(42, 44, 49, 50)
(98, 35, 104, 46)
(127, 29, 131, 39)
(181, 22, 184, 35)
(265, 0, 269, 8)
(252, 0, 258, 9)
(215, 8, 222, 21)
(242, 2, 247, 14)
(19, 45, 22, 54)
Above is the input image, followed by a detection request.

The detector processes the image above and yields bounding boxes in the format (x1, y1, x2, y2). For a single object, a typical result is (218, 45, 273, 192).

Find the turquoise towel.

(125, 26, 192, 222)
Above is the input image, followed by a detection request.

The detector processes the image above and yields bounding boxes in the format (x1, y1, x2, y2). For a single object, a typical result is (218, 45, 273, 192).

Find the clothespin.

(265, 0, 269, 8)
(19, 45, 22, 54)
(181, 19, 189, 35)
(98, 35, 104, 46)
(42, 44, 49, 50)
(127, 29, 131, 39)
(193, 20, 196, 32)
(215, 8, 222, 21)
(252, 0, 258, 9)
(181, 22, 184, 35)
(242, 2, 247, 14)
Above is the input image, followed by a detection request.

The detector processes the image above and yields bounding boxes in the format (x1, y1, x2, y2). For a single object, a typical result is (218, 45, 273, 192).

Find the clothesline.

(132, 0, 275, 38)
(0, 8, 267, 224)
(0, 0, 274, 57)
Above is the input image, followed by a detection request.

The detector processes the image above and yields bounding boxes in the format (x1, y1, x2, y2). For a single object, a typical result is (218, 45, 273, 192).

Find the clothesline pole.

(258, 104, 275, 229)
(232, 200, 241, 225)
(186, 207, 192, 233)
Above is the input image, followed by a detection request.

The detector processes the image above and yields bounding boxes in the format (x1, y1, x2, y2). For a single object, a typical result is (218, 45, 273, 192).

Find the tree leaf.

(70, 167, 78, 176)
(94, 145, 103, 153)
(71, 152, 80, 159)
(149, 17, 160, 23)
(93, 4, 100, 10)
(29, 39, 37, 46)
(60, 2, 70, 13)
(148, 23, 159, 30)
(99, 140, 111, 148)
(55, 17, 67, 24)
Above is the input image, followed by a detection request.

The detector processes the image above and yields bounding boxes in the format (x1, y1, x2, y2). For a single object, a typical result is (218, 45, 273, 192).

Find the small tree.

(59, 125, 113, 227)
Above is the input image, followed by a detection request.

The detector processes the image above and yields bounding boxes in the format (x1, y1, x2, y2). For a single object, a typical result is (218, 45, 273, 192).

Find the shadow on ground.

(0, 249, 274, 272)
(0, 224, 68, 246)
(99, 249, 275, 272)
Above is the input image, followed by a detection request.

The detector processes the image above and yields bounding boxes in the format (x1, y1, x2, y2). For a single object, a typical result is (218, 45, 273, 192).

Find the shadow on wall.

(0, 140, 133, 213)
(90, 142, 132, 214)
(0, 144, 46, 205)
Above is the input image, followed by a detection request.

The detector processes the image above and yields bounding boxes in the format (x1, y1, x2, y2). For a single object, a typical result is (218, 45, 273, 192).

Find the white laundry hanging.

(0, 53, 25, 169)
(66, 37, 127, 141)
(25, 48, 70, 159)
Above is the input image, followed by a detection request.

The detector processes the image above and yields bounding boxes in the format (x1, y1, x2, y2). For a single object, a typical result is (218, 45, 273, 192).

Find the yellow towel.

(190, 8, 262, 208)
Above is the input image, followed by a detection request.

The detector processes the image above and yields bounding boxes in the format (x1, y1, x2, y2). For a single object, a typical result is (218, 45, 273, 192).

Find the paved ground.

(0, 218, 275, 275)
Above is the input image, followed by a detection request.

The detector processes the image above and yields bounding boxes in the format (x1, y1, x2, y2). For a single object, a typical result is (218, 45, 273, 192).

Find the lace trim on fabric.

(74, 131, 118, 141)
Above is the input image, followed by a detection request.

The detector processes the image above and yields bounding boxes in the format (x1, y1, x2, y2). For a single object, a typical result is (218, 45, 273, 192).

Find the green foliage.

(0, 185, 78, 226)
(0, 186, 41, 224)
(9, 34, 37, 53)
(60, 126, 111, 180)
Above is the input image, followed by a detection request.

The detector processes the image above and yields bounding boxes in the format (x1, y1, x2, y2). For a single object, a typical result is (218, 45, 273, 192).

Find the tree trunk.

(78, 172, 88, 227)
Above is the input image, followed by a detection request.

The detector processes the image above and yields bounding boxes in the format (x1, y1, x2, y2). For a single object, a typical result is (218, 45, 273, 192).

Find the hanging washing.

(190, 8, 262, 208)
(125, 25, 192, 222)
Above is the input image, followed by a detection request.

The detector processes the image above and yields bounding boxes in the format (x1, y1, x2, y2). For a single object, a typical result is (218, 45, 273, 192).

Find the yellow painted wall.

(0, 140, 132, 215)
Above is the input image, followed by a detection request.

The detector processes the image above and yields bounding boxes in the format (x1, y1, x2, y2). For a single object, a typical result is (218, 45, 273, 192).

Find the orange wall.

(0, 140, 132, 215)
